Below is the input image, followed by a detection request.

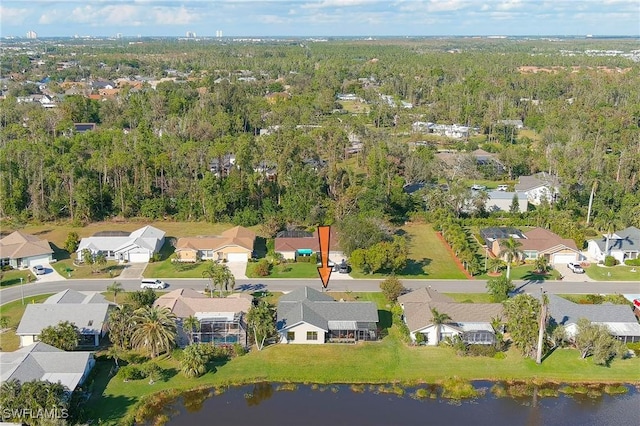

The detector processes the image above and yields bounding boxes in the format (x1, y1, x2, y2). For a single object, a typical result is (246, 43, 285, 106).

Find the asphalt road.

(1, 277, 639, 305)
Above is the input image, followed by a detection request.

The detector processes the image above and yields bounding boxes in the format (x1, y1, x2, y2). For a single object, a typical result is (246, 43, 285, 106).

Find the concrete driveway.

(227, 261, 248, 279)
(555, 263, 594, 282)
(118, 263, 147, 279)
(32, 264, 65, 283)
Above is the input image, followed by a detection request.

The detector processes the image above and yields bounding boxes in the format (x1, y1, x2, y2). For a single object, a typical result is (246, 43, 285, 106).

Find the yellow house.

(174, 226, 255, 263)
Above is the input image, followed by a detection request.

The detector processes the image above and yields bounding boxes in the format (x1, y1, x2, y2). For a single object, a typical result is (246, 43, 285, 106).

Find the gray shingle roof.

(16, 296, 110, 336)
(0, 342, 93, 391)
(590, 226, 640, 253)
(277, 287, 378, 331)
(45, 289, 109, 304)
(547, 294, 639, 326)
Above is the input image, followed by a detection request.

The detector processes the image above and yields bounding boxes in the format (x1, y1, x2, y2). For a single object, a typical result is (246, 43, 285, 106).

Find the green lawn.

(0, 294, 53, 352)
(351, 223, 466, 279)
(476, 264, 561, 281)
(0, 269, 36, 288)
(585, 264, 640, 281)
(88, 334, 640, 425)
(143, 259, 220, 279)
(246, 261, 319, 279)
(52, 259, 125, 280)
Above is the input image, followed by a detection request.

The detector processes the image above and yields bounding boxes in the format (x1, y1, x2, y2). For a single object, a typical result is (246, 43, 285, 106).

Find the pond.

(149, 382, 640, 426)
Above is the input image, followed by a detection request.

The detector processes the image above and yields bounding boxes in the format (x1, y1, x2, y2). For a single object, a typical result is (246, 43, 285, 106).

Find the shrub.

(254, 259, 271, 277)
(1, 265, 13, 271)
(118, 365, 147, 381)
(380, 276, 406, 302)
(624, 258, 640, 266)
(467, 344, 498, 357)
(232, 343, 247, 357)
(627, 342, 640, 356)
(493, 351, 507, 360)
(604, 255, 618, 267)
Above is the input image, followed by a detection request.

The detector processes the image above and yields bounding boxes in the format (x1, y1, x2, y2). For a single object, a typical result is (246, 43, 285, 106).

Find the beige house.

(174, 226, 255, 263)
(154, 288, 253, 346)
(0, 231, 54, 269)
(480, 227, 581, 265)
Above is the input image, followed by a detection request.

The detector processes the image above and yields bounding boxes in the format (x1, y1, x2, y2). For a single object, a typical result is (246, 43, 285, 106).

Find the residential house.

(16, 290, 112, 348)
(547, 294, 640, 343)
(275, 229, 344, 262)
(154, 288, 253, 346)
(209, 154, 236, 177)
(73, 123, 97, 133)
(515, 172, 561, 205)
(587, 226, 640, 264)
(0, 342, 95, 392)
(16, 94, 56, 108)
(76, 225, 165, 263)
(497, 119, 524, 129)
(0, 230, 54, 269)
(277, 287, 378, 344)
(398, 287, 503, 345)
(174, 226, 255, 263)
(481, 227, 581, 265)
(484, 191, 527, 213)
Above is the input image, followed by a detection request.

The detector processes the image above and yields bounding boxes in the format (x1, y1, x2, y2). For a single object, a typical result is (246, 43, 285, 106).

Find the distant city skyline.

(1, 0, 638, 38)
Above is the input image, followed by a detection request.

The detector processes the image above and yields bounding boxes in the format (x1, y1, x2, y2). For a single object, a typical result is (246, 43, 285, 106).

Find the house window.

(306, 331, 318, 341)
(0, 258, 9, 267)
(287, 332, 295, 341)
(523, 250, 537, 260)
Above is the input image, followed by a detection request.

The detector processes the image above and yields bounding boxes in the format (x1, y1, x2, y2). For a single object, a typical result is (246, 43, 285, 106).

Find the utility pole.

(20, 277, 24, 305)
(536, 288, 548, 365)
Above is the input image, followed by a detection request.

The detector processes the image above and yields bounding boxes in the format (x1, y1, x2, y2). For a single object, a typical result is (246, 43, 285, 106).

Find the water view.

(152, 382, 640, 426)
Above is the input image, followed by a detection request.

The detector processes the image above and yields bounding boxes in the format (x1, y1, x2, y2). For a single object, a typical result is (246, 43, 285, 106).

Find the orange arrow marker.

(317, 225, 332, 288)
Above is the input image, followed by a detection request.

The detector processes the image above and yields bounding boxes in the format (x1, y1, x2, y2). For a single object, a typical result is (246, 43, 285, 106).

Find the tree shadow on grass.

(378, 309, 392, 331)
(399, 258, 432, 276)
(521, 271, 551, 282)
(50, 243, 70, 260)
(79, 360, 137, 424)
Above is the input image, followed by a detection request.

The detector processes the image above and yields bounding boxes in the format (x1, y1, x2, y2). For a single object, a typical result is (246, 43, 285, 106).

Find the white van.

(140, 279, 167, 289)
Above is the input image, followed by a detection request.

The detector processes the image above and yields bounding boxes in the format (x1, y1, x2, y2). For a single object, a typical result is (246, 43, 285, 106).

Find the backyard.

(0, 294, 53, 352)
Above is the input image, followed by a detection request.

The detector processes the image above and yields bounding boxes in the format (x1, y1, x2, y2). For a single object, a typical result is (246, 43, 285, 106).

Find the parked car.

(567, 262, 584, 274)
(32, 265, 46, 275)
(140, 279, 167, 289)
(338, 260, 349, 274)
(471, 184, 486, 190)
(496, 185, 508, 191)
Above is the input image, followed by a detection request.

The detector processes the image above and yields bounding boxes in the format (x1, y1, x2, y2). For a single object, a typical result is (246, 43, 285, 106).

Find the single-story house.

(154, 288, 253, 346)
(277, 286, 378, 344)
(0, 230, 54, 269)
(174, 226, 255, 263)
(485, 191, 527, 213)
(481, 227, 581, 265)
(547, 294, 640, 343)
(0, 342, 95, 392)
(76, 225, 165, 263)
(275, 229, 344, 262)
(587, 226, 640, 264)
(16, 289, 112, 348)
(515, 172, 561, 205)
(398, 287, 503, 345)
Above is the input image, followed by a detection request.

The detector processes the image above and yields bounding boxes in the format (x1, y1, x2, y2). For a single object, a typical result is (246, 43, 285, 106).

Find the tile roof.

(154, 288, 252, 318)
(520, 227, 578, 252)
(0, 230, 53, 259)
(175, 226, 255, 252)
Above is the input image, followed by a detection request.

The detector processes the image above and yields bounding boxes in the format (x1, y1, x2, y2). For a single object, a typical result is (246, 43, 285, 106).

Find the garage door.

(129, 252, 150, 263)
(553, 253, 576, 264)
(27, 255, 51, 267)
(227, 252, 248, 262)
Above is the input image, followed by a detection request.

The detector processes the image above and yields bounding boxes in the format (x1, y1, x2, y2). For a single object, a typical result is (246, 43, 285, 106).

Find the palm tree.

(107, 281, 123, 304)
(533, 256, 548, 274)
(182, 315, 201, 344)
(180, 343, 209, 378)
(498, 236, 523, 279)
(431, 308, 452, 345)
(203, 262, 236, 297)
(130, 306, 177, 358)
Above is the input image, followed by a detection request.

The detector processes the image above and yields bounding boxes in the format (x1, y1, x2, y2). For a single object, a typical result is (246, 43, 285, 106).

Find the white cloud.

(0, 6, 31, 25)
(153, 5, 200, 25)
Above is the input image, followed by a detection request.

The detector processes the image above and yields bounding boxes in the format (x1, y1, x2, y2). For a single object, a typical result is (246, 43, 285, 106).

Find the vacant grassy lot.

(0, 294, 53, 352)
(246, 261, 318, 279)
(351, 223, 466, 279)
(89, 334, 640, 424)
(52, 259, 125, 280)
(585, 264, 640, 281)
(476, 264, 562, 281)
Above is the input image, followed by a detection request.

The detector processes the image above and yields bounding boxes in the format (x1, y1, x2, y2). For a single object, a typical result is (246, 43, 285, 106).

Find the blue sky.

(1, 0, 638, 38)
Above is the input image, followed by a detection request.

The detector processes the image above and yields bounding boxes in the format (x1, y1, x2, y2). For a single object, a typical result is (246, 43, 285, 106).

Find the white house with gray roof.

(586, 226, 640, 264)
(547, 294, 640, 343)
(76, 225, 165, 263)
(277, 287, 378, 344)
(0, 342, 95, 392)
(16, 290, 113, 348)
(515, 172, 561, 205)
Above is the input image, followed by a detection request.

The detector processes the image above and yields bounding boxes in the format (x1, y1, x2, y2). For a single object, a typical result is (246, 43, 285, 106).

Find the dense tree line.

(1, 39, 638, 234)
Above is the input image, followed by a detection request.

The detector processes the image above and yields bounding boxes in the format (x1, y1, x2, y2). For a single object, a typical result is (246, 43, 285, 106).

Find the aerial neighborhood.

(0, 34, 639, 425)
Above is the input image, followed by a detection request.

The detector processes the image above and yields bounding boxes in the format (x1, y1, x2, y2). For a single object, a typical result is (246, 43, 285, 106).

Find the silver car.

(33, 265, 46, 275)
(140, 279, 167, 289)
